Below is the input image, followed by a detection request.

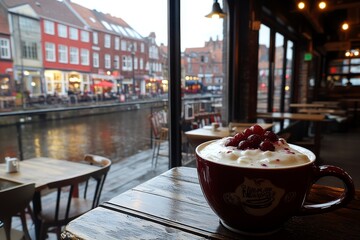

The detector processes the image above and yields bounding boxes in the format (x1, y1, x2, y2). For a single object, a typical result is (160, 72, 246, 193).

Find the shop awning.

(93, 81, 114, 88)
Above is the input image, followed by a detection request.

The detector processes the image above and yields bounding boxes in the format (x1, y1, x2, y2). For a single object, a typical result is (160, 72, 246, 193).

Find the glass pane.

(181, 0, 226, 164)
(285, 40, 293, 112)
(258, 24, 270, 113)
(0, 1, 172, 176)
(274, 32, 284, 112)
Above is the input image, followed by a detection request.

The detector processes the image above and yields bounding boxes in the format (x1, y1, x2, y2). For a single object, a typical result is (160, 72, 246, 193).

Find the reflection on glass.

(285, 40, 293, 112)
(258, 24, 270, 112)
(274, 32, 284, 112)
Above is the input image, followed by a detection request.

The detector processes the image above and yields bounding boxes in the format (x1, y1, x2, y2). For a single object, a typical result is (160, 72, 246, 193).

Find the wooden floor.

(13, 125, 360, 239)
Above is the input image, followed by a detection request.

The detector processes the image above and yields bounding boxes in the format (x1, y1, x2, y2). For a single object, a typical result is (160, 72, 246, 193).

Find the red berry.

(263, 131, 278, 142)
(259, 140, 275, 151)
(242, 128, 253, 138)
(250, 124, 265, 135)
(247, 134, 262, 148)
(225, 137, 239, 147)
(233, 132, 246, 142)
(238, 140, 252, 150)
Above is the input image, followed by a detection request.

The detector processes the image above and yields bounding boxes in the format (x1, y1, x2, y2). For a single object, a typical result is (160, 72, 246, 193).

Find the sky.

(71, 0, 224, 50)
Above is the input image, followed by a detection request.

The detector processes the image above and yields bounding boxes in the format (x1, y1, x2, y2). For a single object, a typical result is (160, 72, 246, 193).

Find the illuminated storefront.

(45, 70, 90, 95)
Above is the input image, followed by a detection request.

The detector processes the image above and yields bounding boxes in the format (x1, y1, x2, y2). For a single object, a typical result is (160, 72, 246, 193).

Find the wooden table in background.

(62, 167, 360, 240)
(257, 113, 326, 158)
(0, 157, 101, 240)
(185, 123, 273, 148)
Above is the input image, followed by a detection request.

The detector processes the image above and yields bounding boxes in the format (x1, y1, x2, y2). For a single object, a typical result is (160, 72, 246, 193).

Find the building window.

(0, 38, 11, 59)
(121, 40, 127, 51)
(140, 58, 143, 69)
(44, 20, 55, 35)
(105, 54, 111, 68)
(122, 56, 127, 70)
(93, 32, 98, 45)
(114, 55, 120, 69)
(81, 31, 89, 42)
(122, 56, 132, 70)
(134, 57, 138, 70)
(69, 27, 78, 40)
(58, 45, 68, 63)
(115, 37, 120, 50)
(22, 41, 38, 60)
(45, 42, 55, 62)
(81, 49, 89, 66)
(104, 34, 111, 48)
(141, 43, 145, 53)
(93, 52, 99, 67)
(58, 24, 67, 38)
(70, 47, 79, 64)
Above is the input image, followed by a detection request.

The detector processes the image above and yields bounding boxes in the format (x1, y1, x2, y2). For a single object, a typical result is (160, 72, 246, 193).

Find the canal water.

(0, 106, 157, 163)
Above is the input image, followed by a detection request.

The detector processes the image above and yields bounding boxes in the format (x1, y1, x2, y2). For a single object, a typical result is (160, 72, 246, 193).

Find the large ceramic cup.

(196, 140, 355, 235)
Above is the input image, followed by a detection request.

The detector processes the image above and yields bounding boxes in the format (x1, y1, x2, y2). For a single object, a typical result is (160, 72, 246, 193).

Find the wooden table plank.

(63, 207, 206, 240)
(63, 167, 360, 240)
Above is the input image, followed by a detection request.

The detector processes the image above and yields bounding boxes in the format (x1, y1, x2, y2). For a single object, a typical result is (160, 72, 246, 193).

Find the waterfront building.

(0, 0, 166, 101)
(182, 37, 224, 94)
(2, 0, 92, 99)
(0, 2, 13, 96)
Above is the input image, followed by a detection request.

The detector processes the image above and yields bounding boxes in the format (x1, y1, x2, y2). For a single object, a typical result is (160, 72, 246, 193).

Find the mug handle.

(300, 165, 355, 215)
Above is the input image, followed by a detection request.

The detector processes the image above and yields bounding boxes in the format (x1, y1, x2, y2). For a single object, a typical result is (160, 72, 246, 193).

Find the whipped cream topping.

(198, 137, 313, 168)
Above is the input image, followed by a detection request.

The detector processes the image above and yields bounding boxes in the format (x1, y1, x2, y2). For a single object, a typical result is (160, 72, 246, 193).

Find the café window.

(257, 23, 295, 113)
(327, 58, 360, 85)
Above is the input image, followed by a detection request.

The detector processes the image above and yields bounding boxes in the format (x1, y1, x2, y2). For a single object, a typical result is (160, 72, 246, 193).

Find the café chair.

(37, 155, 111, 240)
(0, 182, 35, 240)
(151, 127, 168, 168)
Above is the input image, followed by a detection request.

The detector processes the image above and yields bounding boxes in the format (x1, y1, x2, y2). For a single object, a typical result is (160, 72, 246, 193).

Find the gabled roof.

(2, 0, 84, 28)
(93, 10, 143, 39)
(65, 1, 106, 31)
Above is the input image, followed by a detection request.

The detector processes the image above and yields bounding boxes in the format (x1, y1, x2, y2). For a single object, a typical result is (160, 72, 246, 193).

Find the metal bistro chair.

(0, 182, 35, 240)
(37, 154, 111, 240)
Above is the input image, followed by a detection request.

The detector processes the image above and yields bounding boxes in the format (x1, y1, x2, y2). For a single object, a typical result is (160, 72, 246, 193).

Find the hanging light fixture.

(205, 0, 226, 19)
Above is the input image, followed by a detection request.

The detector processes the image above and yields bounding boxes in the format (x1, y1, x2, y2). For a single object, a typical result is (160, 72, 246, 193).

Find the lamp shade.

(205, 0, 226, 19)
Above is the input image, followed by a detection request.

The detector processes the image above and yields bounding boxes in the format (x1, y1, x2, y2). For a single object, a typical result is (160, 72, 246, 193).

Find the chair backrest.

(0, 182, 35, 240)
(83, 154, 112, 208)
(41, 155, 111, 222)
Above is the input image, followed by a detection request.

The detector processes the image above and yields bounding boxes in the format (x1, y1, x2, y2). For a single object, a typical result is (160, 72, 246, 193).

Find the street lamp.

(131, 44, 136, 96)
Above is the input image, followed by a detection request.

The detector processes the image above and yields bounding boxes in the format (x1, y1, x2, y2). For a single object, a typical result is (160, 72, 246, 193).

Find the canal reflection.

(0, 108, 154, 163)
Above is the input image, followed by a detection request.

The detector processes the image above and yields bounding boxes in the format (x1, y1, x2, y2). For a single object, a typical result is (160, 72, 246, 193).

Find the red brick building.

(183, 37, 224, 94)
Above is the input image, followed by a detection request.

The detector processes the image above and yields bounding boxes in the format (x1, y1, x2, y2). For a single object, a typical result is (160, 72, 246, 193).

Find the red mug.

(196, 140, 355, 235)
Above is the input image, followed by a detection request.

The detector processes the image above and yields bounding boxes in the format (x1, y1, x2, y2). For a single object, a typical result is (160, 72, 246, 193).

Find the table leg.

(32, 191, 42, 240)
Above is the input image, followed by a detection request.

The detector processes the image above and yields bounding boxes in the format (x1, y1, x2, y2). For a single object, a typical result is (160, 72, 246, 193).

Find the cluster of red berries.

(225, 124, 279, 151)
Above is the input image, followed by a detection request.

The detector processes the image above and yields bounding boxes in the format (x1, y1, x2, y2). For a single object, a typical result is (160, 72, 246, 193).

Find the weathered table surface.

(0, 157, 101, 240)
(62, 167, 360, 240)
